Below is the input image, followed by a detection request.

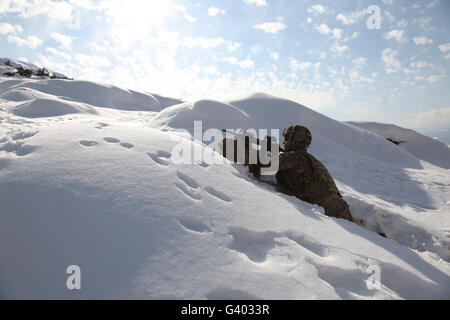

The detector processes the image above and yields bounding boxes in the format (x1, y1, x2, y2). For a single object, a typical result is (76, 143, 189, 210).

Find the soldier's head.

(282, 125, 312, 151)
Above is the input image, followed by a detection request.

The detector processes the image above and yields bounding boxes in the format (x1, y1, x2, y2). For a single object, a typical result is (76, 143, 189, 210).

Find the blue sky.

(1, 0, 450, 141)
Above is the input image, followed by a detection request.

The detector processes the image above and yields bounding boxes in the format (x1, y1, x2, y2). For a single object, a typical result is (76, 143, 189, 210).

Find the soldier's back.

(276, 150, 352, 220)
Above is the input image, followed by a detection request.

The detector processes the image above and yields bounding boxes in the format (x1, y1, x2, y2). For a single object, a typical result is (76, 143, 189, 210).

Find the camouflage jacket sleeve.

(278, 151, 300, 171)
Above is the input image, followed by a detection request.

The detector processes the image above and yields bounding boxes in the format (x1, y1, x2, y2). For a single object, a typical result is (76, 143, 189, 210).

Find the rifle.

(221, 129, 284, 178)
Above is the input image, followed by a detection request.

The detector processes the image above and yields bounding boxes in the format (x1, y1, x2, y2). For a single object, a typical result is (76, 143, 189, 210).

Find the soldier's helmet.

(283, 125, 312, 150)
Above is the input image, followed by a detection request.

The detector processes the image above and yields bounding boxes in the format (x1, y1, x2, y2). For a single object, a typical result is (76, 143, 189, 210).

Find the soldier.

(276, 125, 353, 221)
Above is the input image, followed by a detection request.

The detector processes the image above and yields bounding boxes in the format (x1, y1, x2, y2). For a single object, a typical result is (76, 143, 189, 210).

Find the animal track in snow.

(147, 151, 171, 166)
(227, 227, 278, 263)
(120, 142, 134, 149)
(284, 232, 327, 257)
(204, 186, 232, 203)
(227, 226, 328, 264)
(174, 182, 202, 201)
(176, 171, 199, 189)
(0, 139, 36, 156)
(79, 140, 97, 147)
(10, 130, 38, 141)
(95, 122, 110, 129)
(174, 171, 202, 201)
(103, 137, 120, 143)
(178, 216, 211, 234)
(197, 162, 210, 168)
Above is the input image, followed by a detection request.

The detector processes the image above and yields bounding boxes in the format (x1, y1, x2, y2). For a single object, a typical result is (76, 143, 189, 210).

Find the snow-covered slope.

(0, 58, 69, 80)
(1, 68, 449, 299)
(346, 121, 450, 169)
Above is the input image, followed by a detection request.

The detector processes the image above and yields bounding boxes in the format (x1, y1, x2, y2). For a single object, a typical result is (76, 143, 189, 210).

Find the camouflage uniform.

(276, 125, 352, 221)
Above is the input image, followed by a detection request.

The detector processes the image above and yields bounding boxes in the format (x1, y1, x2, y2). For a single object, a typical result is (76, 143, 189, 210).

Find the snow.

(346, 121, 450, 170)
(0, 62, 449, 299)
(0, 58, 69, 80)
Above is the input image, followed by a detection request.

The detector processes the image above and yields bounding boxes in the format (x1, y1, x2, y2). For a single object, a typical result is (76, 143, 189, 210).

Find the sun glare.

(107, 0, 173, 42)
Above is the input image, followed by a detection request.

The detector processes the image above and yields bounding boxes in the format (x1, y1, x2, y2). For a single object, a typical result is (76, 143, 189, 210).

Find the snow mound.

(152, 93, 421, 169)
(13, 98, 96, 118)
(0, 79, 167, 118)
(0, 86, 97, 118)
(19, 80, 163, 112)
(152, 99, 250, 132)
(346, 122, 450, 169)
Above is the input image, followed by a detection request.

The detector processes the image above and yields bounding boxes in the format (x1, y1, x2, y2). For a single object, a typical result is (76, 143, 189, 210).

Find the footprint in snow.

(79, 140, 97, 147)
(103, 137, 120, 143)
(176, 171, 199, 189)
(204, 186, 232, 203)
(120, 142, 134, 149)
(177, 216, 211, 234)
(175, 182, 202, 201)
(147, 151, 170, 167)
(95, 122, 110, 129)
(174, 171, 202, 201)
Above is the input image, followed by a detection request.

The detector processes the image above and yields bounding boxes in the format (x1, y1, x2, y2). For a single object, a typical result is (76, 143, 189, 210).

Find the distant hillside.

(0, 58, 70, 80)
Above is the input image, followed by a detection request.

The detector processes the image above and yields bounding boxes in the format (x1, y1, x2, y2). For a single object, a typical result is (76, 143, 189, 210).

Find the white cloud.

(439, 43, 450, 52)
(330, 42, 349, 54)
(314, 23, 343, 39)
(223, 57, 254, 69)
(331, 28, 343, 39)
(50, 32, 73, 48)
(208, 7, 226, 17)
(381, 48, 402, 73)
(45, 47, 72, 61)
(408, 107, 450, 130)
(69, 0, 99, 10)
(335, 10, 366, 25)
(270, 52, 279, 60)
(182, 37, 226, 49)
(308, 5, 328, 15)
(0, 22, 23, 35)
(75, 53, 111, 68)
(426, 74, 445, 83)
(203, 66, 220, 75)
(243, 0, 267, 6)
(254, 22, 286, 34)
(227, 42, 242, 52)
(349, 70, 374, 83)
(395, 19, 408, 28)
(410, 61, 431, 68)
(427, 0, 440, 8)
(175, 5, 197, 22)
(384, 29, 408, 42)
(7, 35, 43, 48)
(0, 0, 73, 20)
(289, 57, 312, 71)
(181, 36, 241, 53)
(413, 36, 433, 45)
(384, 11, 396, 23)
(414, 17, 434, 32)
(353, 57, 368, 67)
(315, 23, 330, 34)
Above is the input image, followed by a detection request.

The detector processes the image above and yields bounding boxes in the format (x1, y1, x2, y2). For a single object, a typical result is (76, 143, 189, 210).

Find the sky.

(1, 0, 450, 142)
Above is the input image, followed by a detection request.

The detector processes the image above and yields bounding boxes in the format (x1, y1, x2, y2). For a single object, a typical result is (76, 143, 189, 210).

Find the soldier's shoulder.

(307, 154, 332, 175)
(280, 150, 306, 162)
(278, 151, 303, 170)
